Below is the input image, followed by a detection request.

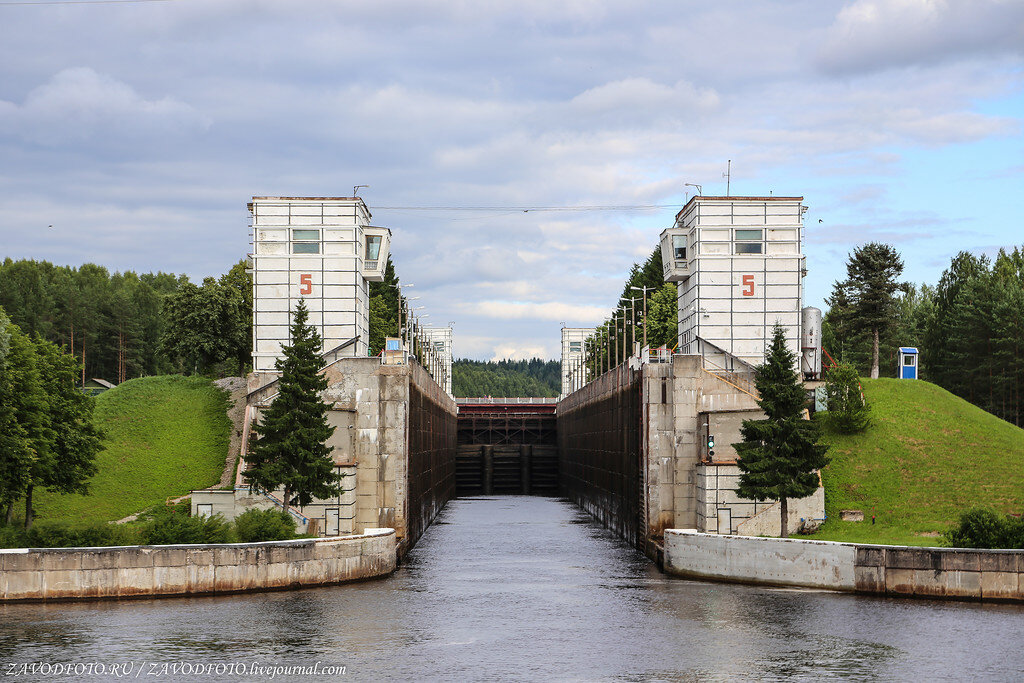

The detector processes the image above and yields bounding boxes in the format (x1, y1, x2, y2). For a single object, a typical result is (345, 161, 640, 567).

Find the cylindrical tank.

(801, 306, 823, 379)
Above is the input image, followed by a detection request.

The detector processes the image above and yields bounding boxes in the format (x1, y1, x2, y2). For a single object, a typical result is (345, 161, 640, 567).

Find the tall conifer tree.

(734, 325, 829, 537)
(245, 300, 341, 514)
(832, 243, 906, 379)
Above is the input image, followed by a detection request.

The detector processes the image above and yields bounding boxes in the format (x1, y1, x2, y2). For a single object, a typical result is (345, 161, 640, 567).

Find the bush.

(140, 506, 234, 545)
(820, 363, 871, 433)
(0, 521, 139, 549)
(944, 507, 1024, 549)
(234, 508, 297, 543)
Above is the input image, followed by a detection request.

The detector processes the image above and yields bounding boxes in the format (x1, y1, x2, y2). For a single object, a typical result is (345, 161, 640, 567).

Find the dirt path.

(214, 377, 248, 488)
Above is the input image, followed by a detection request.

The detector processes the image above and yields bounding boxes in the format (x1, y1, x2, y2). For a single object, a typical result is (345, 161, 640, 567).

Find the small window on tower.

(569, 341, 582, 352)
(672, 234, 687, 261)
(734, 228, 764, 254)
(292, 229, 320, 254)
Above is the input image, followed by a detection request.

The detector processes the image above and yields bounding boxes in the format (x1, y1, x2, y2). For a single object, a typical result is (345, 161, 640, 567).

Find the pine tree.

(734, 325, 829, 537)
(834, 243, 906, 379)
(245, 300, 341, 514)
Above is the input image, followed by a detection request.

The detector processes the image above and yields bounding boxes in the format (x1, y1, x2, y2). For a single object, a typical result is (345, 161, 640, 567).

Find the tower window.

(734, 228, 763, 254)
(292, 229, 321, 254)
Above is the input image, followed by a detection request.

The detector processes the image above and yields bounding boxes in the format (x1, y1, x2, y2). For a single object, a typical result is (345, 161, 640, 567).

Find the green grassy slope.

(33, 375, 230, 525)
(808, 378, 1024, 546)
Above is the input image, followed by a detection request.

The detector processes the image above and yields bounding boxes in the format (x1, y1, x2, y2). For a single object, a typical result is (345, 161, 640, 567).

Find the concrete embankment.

(0, 528, 396, 603)
(664, 529, 1024, 603)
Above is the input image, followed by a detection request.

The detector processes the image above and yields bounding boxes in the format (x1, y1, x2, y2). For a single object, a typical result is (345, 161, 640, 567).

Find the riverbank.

(664, 529, 1024, 603)
(0, 528, 396, 603)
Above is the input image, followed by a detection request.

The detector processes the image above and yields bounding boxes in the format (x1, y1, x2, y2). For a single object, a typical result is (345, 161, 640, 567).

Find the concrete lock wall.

(557, 364, 643, 548)
(204, 357, 456, 556)
(664, 530, 1024, 603)
(0, 529, 396, 603)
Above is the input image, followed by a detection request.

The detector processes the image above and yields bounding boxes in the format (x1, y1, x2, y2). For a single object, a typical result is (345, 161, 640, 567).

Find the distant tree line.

(0, 258, 252, 382)
(452, 358, 561, 398)
(824, 245, 1024, 427)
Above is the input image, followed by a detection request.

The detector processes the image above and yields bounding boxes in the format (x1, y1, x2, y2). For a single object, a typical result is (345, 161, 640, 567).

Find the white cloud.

(0, 68, 209, 147)
(818, 0, 1024, 74)
(456, 301, 611, 322)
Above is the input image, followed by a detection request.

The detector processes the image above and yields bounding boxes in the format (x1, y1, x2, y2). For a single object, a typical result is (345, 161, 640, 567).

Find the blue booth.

(898, 347, 919, 380)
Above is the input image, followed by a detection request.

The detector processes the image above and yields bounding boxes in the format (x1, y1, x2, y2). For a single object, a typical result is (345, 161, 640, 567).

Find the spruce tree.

(833, 243, 906, 379)
(245, 300, 341, 514)
(734, 324, 829, 537)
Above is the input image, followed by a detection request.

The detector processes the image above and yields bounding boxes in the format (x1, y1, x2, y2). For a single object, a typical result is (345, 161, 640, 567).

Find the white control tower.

(659, 196, 805, 368)
(248, 196, 391, 373)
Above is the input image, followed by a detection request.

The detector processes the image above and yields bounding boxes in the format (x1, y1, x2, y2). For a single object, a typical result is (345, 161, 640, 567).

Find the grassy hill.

(32, 375, 230, 525)
(808, 378, 1024, 546)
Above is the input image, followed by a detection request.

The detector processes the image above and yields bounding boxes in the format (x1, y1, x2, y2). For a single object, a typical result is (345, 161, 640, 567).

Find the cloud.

(456, 301, 611, 323)
(0, 67, 209, 148)
(818, 0, 1024, 75)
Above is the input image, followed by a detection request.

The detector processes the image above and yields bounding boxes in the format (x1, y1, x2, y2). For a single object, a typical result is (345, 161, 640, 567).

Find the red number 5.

(742, 275, 755, 297)
(299, 273, 313, 295)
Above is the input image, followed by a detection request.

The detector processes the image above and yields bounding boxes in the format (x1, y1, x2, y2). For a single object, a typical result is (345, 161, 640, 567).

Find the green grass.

(32, 375, 230, 525)
(806, 378, 1024, 546)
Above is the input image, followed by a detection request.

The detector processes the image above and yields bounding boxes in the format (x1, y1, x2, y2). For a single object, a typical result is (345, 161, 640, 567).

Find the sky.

(1, 0, 1021, 361)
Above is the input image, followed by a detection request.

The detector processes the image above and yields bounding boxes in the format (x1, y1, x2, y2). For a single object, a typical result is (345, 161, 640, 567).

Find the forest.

(451, 358, 560, 398)
(825, 245, 1024, 427)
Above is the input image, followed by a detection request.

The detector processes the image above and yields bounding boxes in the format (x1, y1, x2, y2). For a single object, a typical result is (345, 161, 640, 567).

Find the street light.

(630, 285, 655, 350)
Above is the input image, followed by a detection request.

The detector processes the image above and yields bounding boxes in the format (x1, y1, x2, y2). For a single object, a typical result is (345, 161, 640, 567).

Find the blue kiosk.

(898, 347, 919, 380)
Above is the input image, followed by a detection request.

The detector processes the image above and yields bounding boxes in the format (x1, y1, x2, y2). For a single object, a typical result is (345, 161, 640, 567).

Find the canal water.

(2, 497, 1024, 681)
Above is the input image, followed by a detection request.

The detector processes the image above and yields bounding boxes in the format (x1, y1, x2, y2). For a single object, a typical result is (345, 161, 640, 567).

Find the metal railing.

(457, 397, 558, 405)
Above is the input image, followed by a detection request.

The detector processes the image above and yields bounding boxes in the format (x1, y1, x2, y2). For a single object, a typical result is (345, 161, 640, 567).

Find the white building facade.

(248, 196, 390, 373)
(560, 327, 593, 399)
(660, 196, 805, 368)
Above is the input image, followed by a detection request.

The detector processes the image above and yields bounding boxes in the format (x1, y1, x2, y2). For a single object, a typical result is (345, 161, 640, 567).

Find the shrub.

(820, 363, 871, 434)
(234, 508, 297, 543)
(0, 521, 140, 548)
(944, 507, 1022, 549)
(140, 506, 234, 545)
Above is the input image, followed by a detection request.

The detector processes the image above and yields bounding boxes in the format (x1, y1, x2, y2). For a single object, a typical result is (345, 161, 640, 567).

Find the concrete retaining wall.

(0, 528, 396, 603)
(557, 364, 642, 548)
(664, 529, 1024, 602)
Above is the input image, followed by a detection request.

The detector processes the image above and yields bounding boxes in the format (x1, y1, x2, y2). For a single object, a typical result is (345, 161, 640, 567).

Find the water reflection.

(2, 497, 1024, 681)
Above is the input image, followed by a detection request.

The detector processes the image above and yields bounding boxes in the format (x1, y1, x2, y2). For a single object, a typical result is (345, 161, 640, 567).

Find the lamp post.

(630, 285, 655, 350)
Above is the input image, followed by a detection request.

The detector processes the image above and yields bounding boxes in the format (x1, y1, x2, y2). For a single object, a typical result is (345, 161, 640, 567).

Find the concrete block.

(856, 546, 885, 567)
(941, 551, 981, 572)
(4, 568, 42, 599)
(153, 565, 188, 594)
(884, 567, 916, 595)
(118, 567, 155, 596)
(40, 552, 82, 572)
(213, 547, 241, 566)
(940, 569, 981, 599)
(121, 548, 155, 568)
(2, 551, 42, 572)
(886, 548, 935, 571)
(912, 569, 947, 597)
(188, 549, 214, 566)
(854, 565, 884, 593)
(979, 552, 1017, 573)
(980, 571, 1020, 601)
(188, 563, 215, 593)
(157, 548, 188, 567)
(81, 550, 120, 570)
